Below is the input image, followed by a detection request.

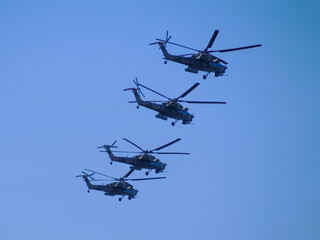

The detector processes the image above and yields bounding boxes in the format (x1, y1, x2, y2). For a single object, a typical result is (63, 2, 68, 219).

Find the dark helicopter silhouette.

(150, 30, 262, 79)
(124, 78, 226, 126)
(98, 138, 189, 175)
(76, 169, 165, 201)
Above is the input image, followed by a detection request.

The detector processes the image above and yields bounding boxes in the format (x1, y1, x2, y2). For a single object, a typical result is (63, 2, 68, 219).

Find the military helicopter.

(76, 169, 165, 201)
(98, 138, 189, 175)
(150, 30, 262, 79)
(124, 78, 226, 126)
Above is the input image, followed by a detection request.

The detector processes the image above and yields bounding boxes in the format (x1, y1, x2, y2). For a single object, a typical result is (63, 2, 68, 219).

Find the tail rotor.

(150, 30, 172, 48)
(164, 31, 172, 48)
(133, 77, 145, 98)
(97, 140, 118, 152)
(76, 171, 95, 180)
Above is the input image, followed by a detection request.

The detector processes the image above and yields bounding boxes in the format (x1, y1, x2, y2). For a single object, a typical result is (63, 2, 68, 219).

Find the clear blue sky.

(0, 1, 319, 240)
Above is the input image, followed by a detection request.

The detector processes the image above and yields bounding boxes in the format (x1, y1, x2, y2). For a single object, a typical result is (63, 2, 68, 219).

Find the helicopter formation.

(77, 29, 261, 201)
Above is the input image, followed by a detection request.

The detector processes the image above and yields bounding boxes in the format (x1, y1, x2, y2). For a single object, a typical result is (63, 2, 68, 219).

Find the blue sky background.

(0, 1, 319, 239)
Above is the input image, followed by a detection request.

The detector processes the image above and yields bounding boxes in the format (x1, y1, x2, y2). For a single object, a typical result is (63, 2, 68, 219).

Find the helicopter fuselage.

(82, 175, 138, 199)
(131, 88, 194, 124)
(159, 43, 226, 77)
(106, 149, 167, 173)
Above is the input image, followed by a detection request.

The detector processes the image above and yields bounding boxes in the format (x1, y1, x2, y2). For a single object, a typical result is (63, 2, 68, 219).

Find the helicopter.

(124, 78, 226, 126)
(98, 138, 189, 175)
(150, 30, 262, 79)
(76, 169, 166, 201)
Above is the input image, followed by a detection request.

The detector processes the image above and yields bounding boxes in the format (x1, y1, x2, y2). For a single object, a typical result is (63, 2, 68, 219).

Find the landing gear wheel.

(171, 122, 175, 126)
(164, 60, 167, 64)
(203, 75, 207, 80)
(87, 190, 90, 193)
(136, 105, 139, 109)
(118, 197, 122, 201)
(145, 171, 149, 176)
(110, 161, 113, 165)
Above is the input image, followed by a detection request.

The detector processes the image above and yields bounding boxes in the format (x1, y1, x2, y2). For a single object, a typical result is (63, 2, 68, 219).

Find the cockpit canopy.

(163, 101, 183, 110)
(108, 181, 133, 189)
(193, 53, 215, 61)
(137, 154, 156, 160)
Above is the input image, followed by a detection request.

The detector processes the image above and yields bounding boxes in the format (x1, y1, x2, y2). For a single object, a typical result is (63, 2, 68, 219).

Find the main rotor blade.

(104, 150, 189, 155)
(209, 44, 262, 53)
(164, 41, 201, 52)
(84, 169, 116, 180)
(125, 177, 166, 181)
(205, 30, 219, 51)
(90, 179, 114, 181)
(176, 83, 200, 100)
(105, 150, 144, 154)
(129, 100, 166, 103)
(123, 169, 135, 178)
(123, 138, 145, 152)
(138, 83, 172, 100)
(153, 152, 190, 155)
(178, 100, 227, 104)
(150, 138, 181, 152)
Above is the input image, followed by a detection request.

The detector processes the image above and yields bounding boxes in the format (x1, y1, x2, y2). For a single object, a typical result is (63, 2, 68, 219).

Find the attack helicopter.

(98, 138, 189, 175)
(150, 30, 262, 79)
(76, 169, 165, 201)
(124, 78, 226, 126)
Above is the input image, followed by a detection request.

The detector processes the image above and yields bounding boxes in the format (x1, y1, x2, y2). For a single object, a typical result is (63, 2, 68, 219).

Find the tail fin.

(124, 87, 144, 106)
(105, 147, 117, 161)
(82, 175, 93, 189)
(98, 142, 118, 161)
(76, 172, 95, 189)
(124, 77, 145, 106)
(159, 43, 172, 60)
(149, 31, 173, 60)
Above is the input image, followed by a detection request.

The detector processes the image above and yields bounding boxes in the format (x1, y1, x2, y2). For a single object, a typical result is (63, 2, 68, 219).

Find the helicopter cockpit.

(137, 154, 156, 161)
(163, 101, 183, 110)
(109, 181, 133, 189)
(193, 52, 214, 61)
